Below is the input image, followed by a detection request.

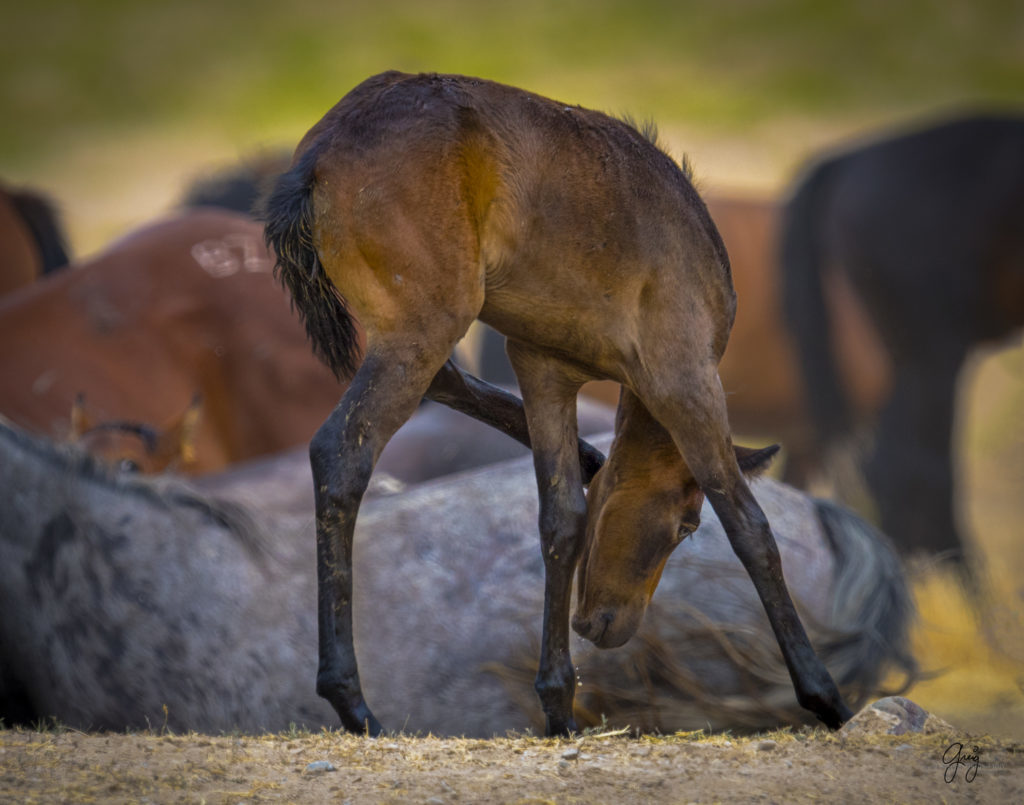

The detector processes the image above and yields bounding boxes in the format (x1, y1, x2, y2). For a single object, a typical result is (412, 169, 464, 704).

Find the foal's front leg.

(506, 342, 587, 736)
(649, 366, 853, 729)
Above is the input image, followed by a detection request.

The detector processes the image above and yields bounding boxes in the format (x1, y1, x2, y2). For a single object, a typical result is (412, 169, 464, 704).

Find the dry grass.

(2, 721, 1020, 804)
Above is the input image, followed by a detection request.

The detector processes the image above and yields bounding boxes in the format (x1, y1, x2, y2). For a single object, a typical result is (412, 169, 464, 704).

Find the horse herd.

(0, 72, 1020, 736)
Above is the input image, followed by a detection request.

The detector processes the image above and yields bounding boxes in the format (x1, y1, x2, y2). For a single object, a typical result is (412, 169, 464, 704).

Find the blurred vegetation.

(2, 0, 1022, 166)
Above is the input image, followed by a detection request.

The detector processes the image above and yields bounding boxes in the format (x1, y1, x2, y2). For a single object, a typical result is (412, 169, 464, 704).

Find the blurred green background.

(2, 0, 1021, 251)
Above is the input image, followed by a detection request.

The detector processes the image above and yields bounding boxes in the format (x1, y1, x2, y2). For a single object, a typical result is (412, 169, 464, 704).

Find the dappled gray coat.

(0, 420, 914, 735)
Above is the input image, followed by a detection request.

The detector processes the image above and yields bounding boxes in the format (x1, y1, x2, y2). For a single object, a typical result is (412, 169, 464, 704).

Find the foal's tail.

(814, 497, 918, 705)
(9, 189, 71, 274)
(261, 141, 361, 380)
(779, 157, 851, 448)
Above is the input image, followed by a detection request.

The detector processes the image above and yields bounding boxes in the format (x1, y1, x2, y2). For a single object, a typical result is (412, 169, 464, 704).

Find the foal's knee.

(710, 487, 780, 568)
(309, 417, 373, 510)
(539, 493, 586, 569)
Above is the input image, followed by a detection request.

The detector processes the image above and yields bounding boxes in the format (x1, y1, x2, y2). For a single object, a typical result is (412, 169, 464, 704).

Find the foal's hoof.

(545, 714, 578, 738)
(337, 704, 384, 736)
(815, 698, 854, 731)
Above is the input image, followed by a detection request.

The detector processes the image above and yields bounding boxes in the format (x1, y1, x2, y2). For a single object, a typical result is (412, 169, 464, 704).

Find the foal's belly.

(477, 275, 639, 385)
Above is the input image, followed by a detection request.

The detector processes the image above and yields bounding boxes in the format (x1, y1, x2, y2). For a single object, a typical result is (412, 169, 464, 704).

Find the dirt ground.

(1, 717, 1021, 804)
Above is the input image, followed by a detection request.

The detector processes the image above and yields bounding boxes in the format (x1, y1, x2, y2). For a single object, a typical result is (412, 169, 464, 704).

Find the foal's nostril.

(572, 610, 613, 644)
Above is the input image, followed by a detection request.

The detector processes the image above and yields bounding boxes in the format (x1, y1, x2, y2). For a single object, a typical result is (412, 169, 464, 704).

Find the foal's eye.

(118, 459, 142, 473)
(676, 520, 698, 541)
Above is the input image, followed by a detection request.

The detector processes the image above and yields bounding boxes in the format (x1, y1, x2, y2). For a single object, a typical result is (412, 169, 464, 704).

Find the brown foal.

(264, 70, 852, 736)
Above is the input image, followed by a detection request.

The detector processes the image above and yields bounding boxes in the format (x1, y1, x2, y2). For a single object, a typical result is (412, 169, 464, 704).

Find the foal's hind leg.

(643, 365, 853, 729)
(426, 359, 606, 482)
(506, 340, 589, 736)
(311, 333, 473, 735)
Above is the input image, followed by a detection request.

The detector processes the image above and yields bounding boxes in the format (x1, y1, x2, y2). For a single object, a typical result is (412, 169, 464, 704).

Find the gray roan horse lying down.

(0, 419, 915, 735)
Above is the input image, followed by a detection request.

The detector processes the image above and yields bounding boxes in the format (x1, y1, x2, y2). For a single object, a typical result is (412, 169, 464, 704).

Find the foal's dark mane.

(0, 419, 268, 556)
(616, 114, 694, 181)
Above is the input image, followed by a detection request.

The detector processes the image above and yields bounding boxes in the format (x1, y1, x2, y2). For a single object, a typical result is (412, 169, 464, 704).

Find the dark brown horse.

(0, 208, 344, 474)
(781, 113, 1024, 570)
(0, 183, 69, 296)
(264, 71, 851, 736)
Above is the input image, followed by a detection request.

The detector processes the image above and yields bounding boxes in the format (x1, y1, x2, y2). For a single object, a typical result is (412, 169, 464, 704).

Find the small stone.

(756, 740, 778, 752)
(842, 696, 955, 736)
(305, 760, 336, 773)
(561, 747, 580, 760)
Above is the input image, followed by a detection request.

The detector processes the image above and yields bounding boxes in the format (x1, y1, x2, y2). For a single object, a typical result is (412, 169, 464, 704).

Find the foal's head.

(572, 401, 777, 649)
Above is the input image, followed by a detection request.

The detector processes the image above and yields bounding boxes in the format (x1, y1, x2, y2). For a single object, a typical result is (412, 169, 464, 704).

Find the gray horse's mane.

(486, 495, 919, 733)
(1, 418, 271, 558)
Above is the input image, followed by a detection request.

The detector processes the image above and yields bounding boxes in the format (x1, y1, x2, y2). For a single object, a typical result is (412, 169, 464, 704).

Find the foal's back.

(306, 71, 735, 381)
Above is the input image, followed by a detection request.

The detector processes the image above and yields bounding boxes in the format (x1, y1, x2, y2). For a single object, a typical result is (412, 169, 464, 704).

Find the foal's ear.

(157, 393, 203, 467)
(733, 443, 780, 478)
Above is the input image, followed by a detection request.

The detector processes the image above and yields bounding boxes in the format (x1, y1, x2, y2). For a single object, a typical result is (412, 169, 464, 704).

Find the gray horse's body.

(0, 418, 914, 735)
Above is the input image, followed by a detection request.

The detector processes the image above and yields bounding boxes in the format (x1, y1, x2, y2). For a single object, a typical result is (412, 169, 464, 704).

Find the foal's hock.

(264, 70, 852, 735)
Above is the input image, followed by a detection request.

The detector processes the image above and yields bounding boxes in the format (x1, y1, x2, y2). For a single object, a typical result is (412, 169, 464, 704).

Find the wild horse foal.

(265, 71, 852, 735)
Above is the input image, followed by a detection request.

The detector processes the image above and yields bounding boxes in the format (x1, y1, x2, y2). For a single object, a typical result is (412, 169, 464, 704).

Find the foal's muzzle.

(571, 605, 642, 649)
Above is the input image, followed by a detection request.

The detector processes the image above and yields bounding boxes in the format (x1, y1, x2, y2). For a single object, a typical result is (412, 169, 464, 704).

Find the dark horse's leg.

(427, 358, 606, 483)
(505, 340, 588, 735)
(865, 346, 969, 568)
(644, 363, 853, 729)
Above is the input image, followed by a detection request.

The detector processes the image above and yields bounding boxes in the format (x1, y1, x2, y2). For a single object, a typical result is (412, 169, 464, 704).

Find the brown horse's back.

(0, 208, 343, 473)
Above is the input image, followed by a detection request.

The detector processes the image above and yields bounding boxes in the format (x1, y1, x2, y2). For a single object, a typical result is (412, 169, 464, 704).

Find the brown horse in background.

(0, 183, 70, 296)
(0, 208, 344, 474)
(264, 71, 851, 736)
(68, 392, 204, 474)
(0, 196, 584, 478)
